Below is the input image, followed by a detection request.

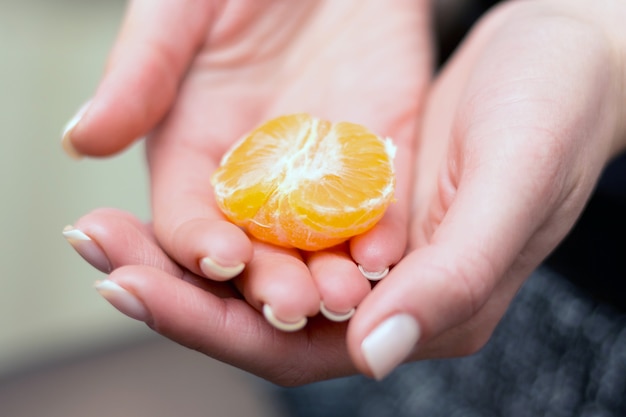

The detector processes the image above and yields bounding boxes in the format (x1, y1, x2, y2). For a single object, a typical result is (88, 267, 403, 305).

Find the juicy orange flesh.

(211, 114, 395, 250)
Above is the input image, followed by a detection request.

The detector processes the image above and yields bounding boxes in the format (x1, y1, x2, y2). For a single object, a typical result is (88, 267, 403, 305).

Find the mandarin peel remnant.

(211, 113, 396, 251)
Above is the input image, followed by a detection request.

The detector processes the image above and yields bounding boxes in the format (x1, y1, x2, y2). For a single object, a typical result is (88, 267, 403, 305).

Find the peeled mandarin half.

(211, 113, 396, 251)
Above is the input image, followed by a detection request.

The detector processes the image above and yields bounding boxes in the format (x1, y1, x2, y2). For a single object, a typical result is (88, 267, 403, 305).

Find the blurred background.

(2, 0, 625, 416)
(0, 0, 284, 415)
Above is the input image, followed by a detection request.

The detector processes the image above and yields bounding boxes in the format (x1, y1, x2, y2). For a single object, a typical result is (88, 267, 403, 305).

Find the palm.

(145, 0, 432, 326)
(163, 0, 428, 152)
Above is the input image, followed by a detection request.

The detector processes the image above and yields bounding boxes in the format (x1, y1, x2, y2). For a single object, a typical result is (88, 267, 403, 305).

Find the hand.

(62, 0, 433, 327)
(63, 0, 626, 385)
(346, 0, 626, 379)
(65, 208, 361, 385)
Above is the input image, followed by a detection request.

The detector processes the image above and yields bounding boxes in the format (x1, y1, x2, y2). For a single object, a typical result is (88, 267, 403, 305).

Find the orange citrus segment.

(211, 113, 396, 251)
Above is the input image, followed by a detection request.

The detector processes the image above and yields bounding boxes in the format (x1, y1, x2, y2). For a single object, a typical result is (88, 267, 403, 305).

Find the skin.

(65, 0, 626, 384)
(352, 0, 626, 366)
(64, 0, 433, 323)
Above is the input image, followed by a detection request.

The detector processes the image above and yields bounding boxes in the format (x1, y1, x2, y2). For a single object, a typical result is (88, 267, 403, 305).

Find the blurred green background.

(0, 1, 282, 415)
(0, 0, 151, 377)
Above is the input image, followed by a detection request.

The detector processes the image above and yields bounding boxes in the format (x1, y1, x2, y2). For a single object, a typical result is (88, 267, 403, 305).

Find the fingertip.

(350, 174, 410, 273)
(308, 250, 371, 320)
(199, 220, 254, 278)
(220, 224, 255, 263)
(346, 273, 423, 378)
(165, 218, 254, 280)
(200, 257, 245, 281)
(94, 278, 151, 323)
(254, 268, 320, 323)
(60, 95, 143, 158)
(236, 244, 320, 329)
(350, 221, 405, 280)
(67, 208, 183, 277)
(358, 313, 421, 380)
(63, 225, 112, 273)
(263, 304, 308, 332)
(319, 301, 355, 322)
(357, 265, 389, 281)
(61, 100, 92, 159)
(66, 95, 149, 157)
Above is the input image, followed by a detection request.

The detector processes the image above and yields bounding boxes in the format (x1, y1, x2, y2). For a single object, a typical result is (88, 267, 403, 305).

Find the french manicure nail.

(262, 304, 307, 332)
(358, 265, 389, 281)
(61, 100, 91, 159)
(95, 280, 150, 322)
(320, 301, 355, 322)
(361, 314, 420, 380)
(63, 225, 112, 273)
(200, 256, 245, 280)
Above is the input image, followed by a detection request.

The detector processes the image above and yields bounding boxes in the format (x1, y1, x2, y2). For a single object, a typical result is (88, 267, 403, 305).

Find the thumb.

(347, 189, 531, 379)
(62, 0, 217, 158)
(347, 116, 588, 380)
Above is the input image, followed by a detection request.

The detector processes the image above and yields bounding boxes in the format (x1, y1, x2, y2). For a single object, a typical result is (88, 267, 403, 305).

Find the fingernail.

(63, 225, 112, 273)
(95, 280, 150, 322)
(358, 265, 389, 281)
(320, 301, 355, 322)
(262, 304, 307, 332)
(200, 257, 245, 280)
(61, 100, 91, 159)
(361, 314, 420, 380)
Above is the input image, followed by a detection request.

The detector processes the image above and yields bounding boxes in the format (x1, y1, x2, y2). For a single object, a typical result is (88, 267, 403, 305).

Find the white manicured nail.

(320, 301, 355, 322)
(361, 314, 420, 380)
(95, 280, 150, 322)
(358, 265, 389, 281)
(263, 304, 307, 332)
(200, 257, 245, 280)
(63, 225, 111, 273)
(61, 100, 91, 159)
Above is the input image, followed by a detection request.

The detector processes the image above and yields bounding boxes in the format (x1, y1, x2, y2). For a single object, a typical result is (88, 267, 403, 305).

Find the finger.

(348, 161, 546, 380)
(64, 207, 182, 277)
(62, 0, 216, 158)
(99, 264, 354, 385)
(351, 155, 413, 282)
(65, 208, 241, 298)
(148, 122, 254, 281)
(99, 264, 277, 369)
(234, 241, 320, 332)
(336, 2, 432, 277)
(306, 247, 371, 322)
(349, 116, 418, 279)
